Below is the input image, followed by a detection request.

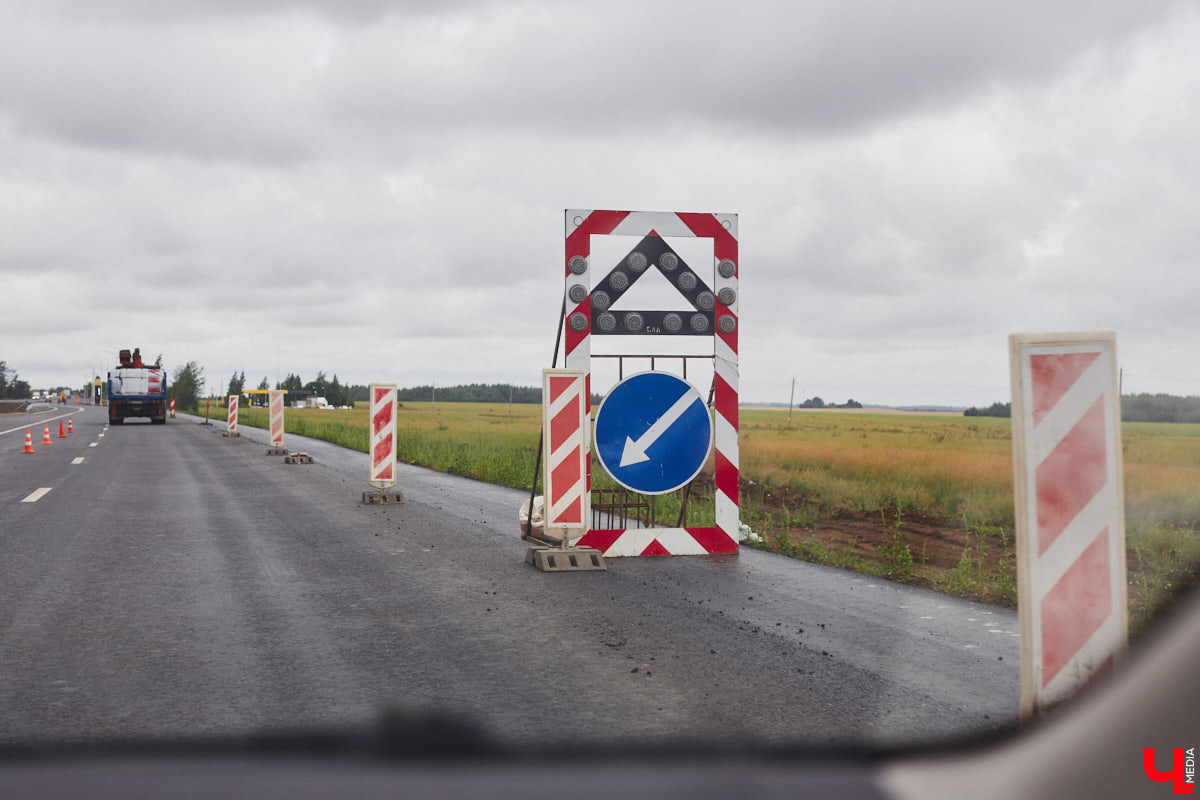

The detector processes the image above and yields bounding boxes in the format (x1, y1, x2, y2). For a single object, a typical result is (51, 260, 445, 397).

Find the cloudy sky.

(2, 0, 1197, 407)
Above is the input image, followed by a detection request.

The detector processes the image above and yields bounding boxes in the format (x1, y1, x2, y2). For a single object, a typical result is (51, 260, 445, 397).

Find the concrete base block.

(525, 546, 607, 572)
(266, 446, 288, 456)
(222, 431, 241, 437)
(362, 490, 405, 505)
(284, 452, 314, 464)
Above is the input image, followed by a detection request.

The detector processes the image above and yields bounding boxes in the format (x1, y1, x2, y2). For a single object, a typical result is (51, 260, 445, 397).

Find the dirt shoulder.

(738, 479, 1017, 608)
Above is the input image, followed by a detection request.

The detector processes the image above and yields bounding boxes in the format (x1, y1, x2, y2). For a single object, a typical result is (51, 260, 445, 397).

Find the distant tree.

(10, 377, 31, 398)
(1121, 393, 1200, 423)
(227, 371, 246, 397)
(964, 401, 1011, 418)
(277, 373, 303, 392)
(304, 371, 329, 399)
(841, 398, 863, 409)
(169, 361, 205, 412)
(799, 396, 825, 409)
(0, 361, 31, 399)
(326, 374, 350, 407)
(257, 376, 270, 391)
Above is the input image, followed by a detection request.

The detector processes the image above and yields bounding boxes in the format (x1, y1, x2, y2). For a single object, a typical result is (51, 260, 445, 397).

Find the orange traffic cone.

(57, 420, 67, 438)
(67, 418, 74, 433)
(41, 425, 53, 445)
(22, 429, 35, 454)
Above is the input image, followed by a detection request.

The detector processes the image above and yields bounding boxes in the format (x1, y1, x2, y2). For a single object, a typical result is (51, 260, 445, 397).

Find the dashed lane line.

(72, 457, 85, 465)
(21, 488, 52, 503)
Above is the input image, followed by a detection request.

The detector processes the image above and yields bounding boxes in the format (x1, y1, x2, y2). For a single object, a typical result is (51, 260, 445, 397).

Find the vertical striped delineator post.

(564, 210, 739, 557)
(362, 383, 403, 504)
(268, 391, 285, 447)
(265, 390, 287, 454)
(542, 368, 590, 541)
(224, 395, 240, 437)
(1010, 331, 1127, 718)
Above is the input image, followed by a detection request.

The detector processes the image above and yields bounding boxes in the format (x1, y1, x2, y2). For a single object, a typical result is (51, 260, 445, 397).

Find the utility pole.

(788, 378, 796, 428)
(1119, 366, 1124, 396)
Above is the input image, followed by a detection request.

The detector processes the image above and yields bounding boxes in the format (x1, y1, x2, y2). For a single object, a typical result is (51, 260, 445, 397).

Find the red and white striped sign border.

(564, 210, 739, 557)
(542, 368, 590, 535)
(368, 383, 398, 489)
(169, 398, 176, 417)
(227, 395, 238, 434)
(1010, 331, 1127, 717)
(268, 390, 285, 446)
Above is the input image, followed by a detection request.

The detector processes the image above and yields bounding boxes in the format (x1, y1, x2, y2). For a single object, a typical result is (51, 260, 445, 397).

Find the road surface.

(0, 406, 1019, 747)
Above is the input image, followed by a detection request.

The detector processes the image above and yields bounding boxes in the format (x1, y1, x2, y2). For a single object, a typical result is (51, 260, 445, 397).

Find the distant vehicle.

(107, 347, 167, 424)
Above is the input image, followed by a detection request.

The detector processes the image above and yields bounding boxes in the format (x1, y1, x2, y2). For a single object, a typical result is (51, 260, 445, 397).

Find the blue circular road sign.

(594, 371, 713, 495)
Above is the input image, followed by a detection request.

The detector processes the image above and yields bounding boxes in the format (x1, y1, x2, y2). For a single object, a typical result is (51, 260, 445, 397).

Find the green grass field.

(227, 401, 1200, 631)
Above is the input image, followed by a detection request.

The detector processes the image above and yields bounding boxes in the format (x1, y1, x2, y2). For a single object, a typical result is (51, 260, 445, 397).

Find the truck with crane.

(107, 348, 167, 424)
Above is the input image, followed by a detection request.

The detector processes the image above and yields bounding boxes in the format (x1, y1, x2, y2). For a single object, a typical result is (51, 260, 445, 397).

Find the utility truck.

(107, 348, 167, 424)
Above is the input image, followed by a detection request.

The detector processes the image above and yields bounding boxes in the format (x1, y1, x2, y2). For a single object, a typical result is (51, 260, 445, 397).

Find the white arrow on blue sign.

(594, 371, 713, 495)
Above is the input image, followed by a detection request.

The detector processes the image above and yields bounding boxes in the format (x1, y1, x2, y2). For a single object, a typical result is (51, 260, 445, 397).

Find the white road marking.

(21, 488, 52, 503)
(98, 433, 104, 438)
(89, 442, 98, 448)
(71, 457, 85, 465)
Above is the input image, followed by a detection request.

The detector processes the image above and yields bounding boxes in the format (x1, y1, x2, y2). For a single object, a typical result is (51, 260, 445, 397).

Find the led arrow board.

(594, 372, 713, 495)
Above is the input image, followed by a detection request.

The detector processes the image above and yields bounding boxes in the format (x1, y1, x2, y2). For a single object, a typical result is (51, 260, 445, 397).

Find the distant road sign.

(594, 372, 712, 495)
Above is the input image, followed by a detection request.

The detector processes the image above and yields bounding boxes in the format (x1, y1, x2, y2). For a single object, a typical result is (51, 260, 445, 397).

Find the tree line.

(964, 394, 1200, 423)
(395, 383, 543, 404)
(796, 396, 864, 409)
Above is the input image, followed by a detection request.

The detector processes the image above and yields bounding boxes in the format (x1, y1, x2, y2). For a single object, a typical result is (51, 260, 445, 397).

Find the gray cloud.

(1, 1, 1197, 405)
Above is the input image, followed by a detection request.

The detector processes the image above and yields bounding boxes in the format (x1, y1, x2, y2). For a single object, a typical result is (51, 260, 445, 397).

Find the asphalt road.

(0, 406, 1019, 748)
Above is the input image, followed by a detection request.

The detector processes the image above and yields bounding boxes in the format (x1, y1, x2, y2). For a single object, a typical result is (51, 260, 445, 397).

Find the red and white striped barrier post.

(1010, 331, 1127, 718)
(564, 209, 739, 557)
(266, 390, 286, 454)
(541, 368, 590, 541)
(169, 398, 176, 418)
(224, 395, 240, 437)
(363, 383, 402, 503)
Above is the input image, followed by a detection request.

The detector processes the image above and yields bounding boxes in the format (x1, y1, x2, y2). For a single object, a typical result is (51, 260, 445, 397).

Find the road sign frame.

(562, 209, 739, 557)
(594, 371, 713, 496)
(1010, 331, 1128, 718)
